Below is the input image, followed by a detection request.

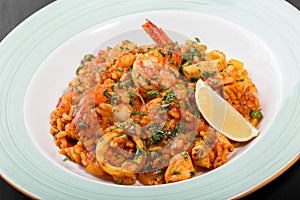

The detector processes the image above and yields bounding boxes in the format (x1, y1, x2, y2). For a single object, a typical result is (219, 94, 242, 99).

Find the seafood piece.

(164, 152, 195, 183)
(138, 169, 165, 185)
(95, 129, 146, 178)
(135, 92, 198, 171)
(142, 19, 175, 48)
(132, 49, 180, 92)
(112, 75, 144, 122)
(207, 50, 227, 71)
(132, 20, 182, 92)
(73, 88, 107, 154)
(221, 59, 261, 122)
(191, 130, 234, 169)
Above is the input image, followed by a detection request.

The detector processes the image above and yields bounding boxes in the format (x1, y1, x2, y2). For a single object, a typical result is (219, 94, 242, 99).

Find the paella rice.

(50, 19, 262, 185)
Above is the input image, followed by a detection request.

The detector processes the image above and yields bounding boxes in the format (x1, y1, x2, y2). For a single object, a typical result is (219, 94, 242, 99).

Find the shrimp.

(112, 73, 144, 122)
(142, 19, 175, 48)
(132, 19, 182, 92)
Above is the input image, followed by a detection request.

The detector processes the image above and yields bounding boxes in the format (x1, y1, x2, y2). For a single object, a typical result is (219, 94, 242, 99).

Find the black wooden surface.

(0, 0, 299, 199)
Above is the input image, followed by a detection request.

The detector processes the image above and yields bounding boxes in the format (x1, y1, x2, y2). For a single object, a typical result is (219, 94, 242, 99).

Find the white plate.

(0, 1, 299, 199)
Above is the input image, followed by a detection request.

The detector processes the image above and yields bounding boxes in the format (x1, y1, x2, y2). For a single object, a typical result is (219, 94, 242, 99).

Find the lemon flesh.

(195, 79, 259, 142)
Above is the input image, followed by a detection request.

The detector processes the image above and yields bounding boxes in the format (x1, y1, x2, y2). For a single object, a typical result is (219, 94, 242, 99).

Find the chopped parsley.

(181, 152, 188, 161)
(147, 90, 160, 99)
(130, 112, 147, 117)
(63, 156, 70, 161)
(83, 54, 95, 62)
(201, 71, 216, 79)
(172, 170, 181, 175)
(146, 78, 152, 85)
(164, 92, 176, 104)
(190, 171, 195, 177)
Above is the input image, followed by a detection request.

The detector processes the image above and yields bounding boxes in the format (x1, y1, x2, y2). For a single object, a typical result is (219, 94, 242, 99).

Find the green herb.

(194, 147, 203, 151)
(213, 80, 220, 85)
(128, 91, 136, 98)
(133, 120, 141, 124)
(190, 76, 199, 82)
(146, 78, 151, 85)
(89, 101, 95, 108)
(117, 122, 126, 129)
(149, 131, 164, 145)
(130, 112, 147, 117)
(201, 71, 216, 79)
(111, 84, 115, 92)
(117, 81, 123, 89)
(115, 179, 124, 185)
(192, 137, 202, 142)
(188, 87, 195, 95)
(195, 37, 201, 43)
(166, 50, 173, 60)
(190, 171, 195, 177)
(158, 84, 168, 90)
(117, 68, 124, 72)
(76, 64, 84, 75)
(160, 92, 177, 109)
(169, 68, 178, 78)
(78, 121, 85, 130)
(158, 49, 165, 57)
(181, 58, 188, 65)
(172, 123, 182, 137)
(124, 79, 132, 89)
(172, 170, 181, 175)
(152, 150, 163, 159)
(236, 78, 244, 82)
(164, 92, 176, 104)
(63, 156, 70, 161)
(129, 99, 137, 112)
(103, 88, 112, 98)
(181, 152, 188, 161)
(83, 54, 95, 62)
(136, 96, 143, 106)
(250, 109, 263, 120)
(135, 147, 146, 159)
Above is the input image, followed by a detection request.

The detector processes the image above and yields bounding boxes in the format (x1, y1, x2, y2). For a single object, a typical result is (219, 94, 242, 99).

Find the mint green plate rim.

(0, 0, 299, 199)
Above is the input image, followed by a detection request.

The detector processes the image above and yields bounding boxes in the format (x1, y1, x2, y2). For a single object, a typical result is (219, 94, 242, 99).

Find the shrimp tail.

(142, 19, 175, 47)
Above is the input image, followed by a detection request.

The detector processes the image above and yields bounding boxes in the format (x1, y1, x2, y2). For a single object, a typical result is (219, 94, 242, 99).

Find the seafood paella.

(50, 19, 262, 185)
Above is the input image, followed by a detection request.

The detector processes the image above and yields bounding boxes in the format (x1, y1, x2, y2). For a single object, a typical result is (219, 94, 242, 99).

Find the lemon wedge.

(195, 79, 259, 142)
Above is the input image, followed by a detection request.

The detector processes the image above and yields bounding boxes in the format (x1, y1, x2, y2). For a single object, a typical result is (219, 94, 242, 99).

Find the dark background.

(0, 0, 299, 199)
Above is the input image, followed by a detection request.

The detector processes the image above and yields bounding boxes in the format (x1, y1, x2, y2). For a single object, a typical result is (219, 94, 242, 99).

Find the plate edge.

(232, 153, 300, 199)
